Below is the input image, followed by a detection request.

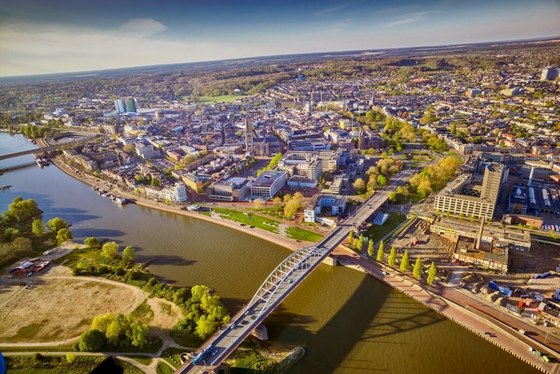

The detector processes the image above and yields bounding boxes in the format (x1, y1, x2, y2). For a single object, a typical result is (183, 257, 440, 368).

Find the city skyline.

(0, 0, 559, 77)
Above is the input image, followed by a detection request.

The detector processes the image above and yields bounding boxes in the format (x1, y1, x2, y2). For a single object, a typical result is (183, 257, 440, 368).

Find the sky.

(0, 0, 559, 77)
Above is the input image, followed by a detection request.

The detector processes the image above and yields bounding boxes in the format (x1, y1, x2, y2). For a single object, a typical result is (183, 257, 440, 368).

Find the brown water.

(0, 133, 538, 373)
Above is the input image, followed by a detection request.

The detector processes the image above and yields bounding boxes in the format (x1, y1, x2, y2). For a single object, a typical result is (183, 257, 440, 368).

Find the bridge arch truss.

(247, 245, 325, 319)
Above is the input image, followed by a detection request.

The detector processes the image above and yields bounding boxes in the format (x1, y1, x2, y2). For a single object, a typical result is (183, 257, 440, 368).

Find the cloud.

(314, 4, 349, 17)
(118, 18, 167, 38)
(385, 11, 440, 27)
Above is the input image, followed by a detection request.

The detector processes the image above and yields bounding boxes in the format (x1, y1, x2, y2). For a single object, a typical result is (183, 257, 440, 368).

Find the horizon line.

(1, 35, 559, 80)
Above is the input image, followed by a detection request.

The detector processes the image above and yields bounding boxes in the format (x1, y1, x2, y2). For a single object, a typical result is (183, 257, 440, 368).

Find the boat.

(114, 197, 128, 205)
(35, 156, 49, 167)
(0, 185, 11, 191)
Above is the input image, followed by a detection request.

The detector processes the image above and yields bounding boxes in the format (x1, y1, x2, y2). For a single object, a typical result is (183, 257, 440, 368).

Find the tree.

(376, 241, 385, 262)
(376, 174, 388, 186)
(367, 239, 374, 257)
(32, 219, 44, 236)
(79, 329, 106, 351)
(400, 250, 410, 272)
(353, 178, 366, 194)
(122, 246, 135, 263)
(127, 320, 148, 347)
(413, 257, 423, 279)
(427, 262, 437, 285)
(47, 217, 69, 234)
(347, 230, 354, 243)
(101, 241, 119, 260)
(3, 227, 20, 242)
(56, 228, 73, 244)
(356, 235, 364, 252)
(388, 246, 397, 266)
(123, 144, 136, 154)
(6, 197, 40, 222)
(84, 237, 100, 248)
(66, 353, 76, 364)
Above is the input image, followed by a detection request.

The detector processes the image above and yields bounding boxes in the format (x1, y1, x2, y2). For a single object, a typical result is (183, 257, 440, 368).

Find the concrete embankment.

(333, 248, 559, 374)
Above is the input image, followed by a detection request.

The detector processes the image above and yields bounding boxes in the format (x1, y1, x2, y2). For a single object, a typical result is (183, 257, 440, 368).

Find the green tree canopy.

(47, 217, 69, 234)
(101, 241, 119, 260)
(427, 262, 437, 285)
(376, 241, 384, 262)
(367, 239, 374, 257)
(413, 257, 423, 279)
(122, 246, 135, 263)
(84, 237, 100, 248)
(79, 329, 106, 352)
(388, 246, 397, 266)
(56, 228, 73, 244)
(32, 219, 44, 236)
(400, 250, 410, 272)
(6, 197, 41, 222)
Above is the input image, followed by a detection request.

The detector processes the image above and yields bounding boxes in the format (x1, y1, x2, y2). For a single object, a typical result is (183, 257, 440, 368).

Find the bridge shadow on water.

(263, 276, 446, 373)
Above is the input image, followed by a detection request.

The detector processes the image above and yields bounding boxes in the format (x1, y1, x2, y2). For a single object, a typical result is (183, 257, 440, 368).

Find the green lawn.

(197, 95, 246, 104)
(213, 208, 279, 233)
(285, 227, 323, 242)
(365, 212, 407, 243)
(157, 361, 177, 374)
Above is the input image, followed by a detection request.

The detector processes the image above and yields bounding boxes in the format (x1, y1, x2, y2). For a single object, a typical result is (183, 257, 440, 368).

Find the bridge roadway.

(177, 171, 413, 373)
(0, 134, 98, 161)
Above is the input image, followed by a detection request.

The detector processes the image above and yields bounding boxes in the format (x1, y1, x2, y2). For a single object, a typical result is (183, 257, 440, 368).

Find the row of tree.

(408, 155, 462, 199)
(346, 231, 438, 285)
(256, 152, 282, 176)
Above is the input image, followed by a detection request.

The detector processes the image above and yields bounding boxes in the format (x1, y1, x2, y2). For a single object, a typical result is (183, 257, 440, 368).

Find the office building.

(434, 162, 507, 220)
(250, 171, 287, 200)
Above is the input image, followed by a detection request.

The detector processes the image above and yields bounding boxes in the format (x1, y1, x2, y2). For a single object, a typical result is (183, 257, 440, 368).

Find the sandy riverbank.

(51, 156, 559, 373)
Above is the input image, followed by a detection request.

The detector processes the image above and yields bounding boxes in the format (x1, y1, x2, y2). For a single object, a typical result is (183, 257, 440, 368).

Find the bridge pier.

(322, 255, 338, 266)
(250, 323, 268, 340)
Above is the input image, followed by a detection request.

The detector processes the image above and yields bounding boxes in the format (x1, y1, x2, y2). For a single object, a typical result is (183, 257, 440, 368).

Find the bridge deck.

(176, 171, 412, 373)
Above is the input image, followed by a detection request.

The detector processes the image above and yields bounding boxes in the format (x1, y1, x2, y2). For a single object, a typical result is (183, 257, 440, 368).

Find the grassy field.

(160, 347, 186, 369)
(5, 355, 103, 374)
(213, 208, 280, 233)
(285, 227, 323, 242)
(365, 212, 407, 243)
(157, 361, 177, 374)
(197, 95, 246, 104)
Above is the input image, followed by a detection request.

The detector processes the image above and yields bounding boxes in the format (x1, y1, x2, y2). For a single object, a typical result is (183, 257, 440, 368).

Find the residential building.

(304, 194, 346, 223)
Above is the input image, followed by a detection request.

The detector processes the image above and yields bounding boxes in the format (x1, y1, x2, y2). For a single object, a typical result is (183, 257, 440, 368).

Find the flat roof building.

(434, 161, 507, 220)
(250, 171, 287, 200)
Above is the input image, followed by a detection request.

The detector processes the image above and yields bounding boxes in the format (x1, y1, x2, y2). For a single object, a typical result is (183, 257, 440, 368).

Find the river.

(0, 133, 538, 373)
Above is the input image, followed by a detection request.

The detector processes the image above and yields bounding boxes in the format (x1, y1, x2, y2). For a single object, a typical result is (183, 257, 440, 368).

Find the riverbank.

(333, 247, 559, 374)
(50, 155, 309, 254)
(50, 155, 559, 373)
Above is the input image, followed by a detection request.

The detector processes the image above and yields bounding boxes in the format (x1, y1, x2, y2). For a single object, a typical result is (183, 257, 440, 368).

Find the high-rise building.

(114, 99, 126, 114)
(434, 162, 507, 220)
(125, 98, 137, 113)
(114, 98, 137, 113)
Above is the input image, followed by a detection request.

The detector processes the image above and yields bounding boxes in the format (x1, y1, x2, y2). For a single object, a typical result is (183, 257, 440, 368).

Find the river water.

(0, 133, 537, 373)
